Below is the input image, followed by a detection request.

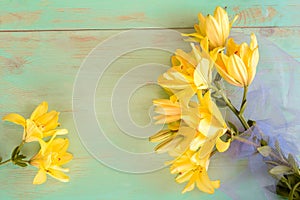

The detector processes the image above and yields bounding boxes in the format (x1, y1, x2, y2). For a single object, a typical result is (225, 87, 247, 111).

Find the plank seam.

(0, 26, 299, 32)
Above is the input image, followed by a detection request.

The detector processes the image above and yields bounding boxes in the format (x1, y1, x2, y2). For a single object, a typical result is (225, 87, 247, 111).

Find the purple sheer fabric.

(216, 32, 300, 200)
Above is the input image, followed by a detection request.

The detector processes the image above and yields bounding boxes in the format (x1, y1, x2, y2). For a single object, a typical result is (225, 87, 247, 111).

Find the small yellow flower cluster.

(2, 102, 72, 184)
(150, 6, 259, 194)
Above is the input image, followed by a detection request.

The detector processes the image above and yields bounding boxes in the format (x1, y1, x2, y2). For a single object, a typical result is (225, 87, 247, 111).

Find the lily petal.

(216, 137, 231, 152)
(2, 113, 25, 127)
(196, 169, 218, 194)
(205, 15, 223, 48)
(198, 137, 216, 159)
(47, 169, 70, 182)
(227, 54, 248, 86)
(30, 101, 48, 120)
(25, 119, 43, 142)
(56, 152, 73, 165)
(182, 172, 197, 193)
(33, 169, 47, 185)
(176, 170, 194, 183)
(149, 129, 175, 143)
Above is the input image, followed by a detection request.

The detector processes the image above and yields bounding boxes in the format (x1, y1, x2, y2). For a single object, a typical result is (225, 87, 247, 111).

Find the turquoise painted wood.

(0, 1, 299, 199)
(0, 0, 299, 30)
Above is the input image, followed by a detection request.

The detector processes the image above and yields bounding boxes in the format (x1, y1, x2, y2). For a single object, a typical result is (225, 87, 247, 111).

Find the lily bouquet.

(149, 6, 300, 199)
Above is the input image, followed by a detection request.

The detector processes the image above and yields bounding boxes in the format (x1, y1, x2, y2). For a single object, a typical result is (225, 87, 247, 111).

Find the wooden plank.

(0, 0, 299, 30)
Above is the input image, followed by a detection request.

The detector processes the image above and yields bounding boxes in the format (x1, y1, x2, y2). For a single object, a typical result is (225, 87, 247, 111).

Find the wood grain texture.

(0, 27, 299, 199)
(0, 1, 299, 199)
(0, 0, 299, 30)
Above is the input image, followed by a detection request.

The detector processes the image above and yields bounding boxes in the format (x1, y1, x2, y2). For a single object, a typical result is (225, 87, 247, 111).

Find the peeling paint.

(56, 8, 90, 13)
(4, 56, 28, 70)
(233, 6, 277, 25)
(117, 12, 145, 21)
(70, 35, 97, 42)
(0, 11, 41, 25)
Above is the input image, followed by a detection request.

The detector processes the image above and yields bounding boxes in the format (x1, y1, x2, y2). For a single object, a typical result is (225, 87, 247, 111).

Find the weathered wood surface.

(0, 0, 299, 30)
(0, 1, 299, 199)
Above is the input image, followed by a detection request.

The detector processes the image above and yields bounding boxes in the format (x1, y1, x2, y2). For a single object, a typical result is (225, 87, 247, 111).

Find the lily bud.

(215, 33, 259, 87)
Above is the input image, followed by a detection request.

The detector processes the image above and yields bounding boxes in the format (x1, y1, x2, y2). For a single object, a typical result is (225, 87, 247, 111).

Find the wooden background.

(0, 1, 299, 199)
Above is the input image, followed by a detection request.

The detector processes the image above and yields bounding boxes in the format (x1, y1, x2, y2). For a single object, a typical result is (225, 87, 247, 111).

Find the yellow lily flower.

(215, 33, 259, 87)
(151, 99, 215, 156)
(199, 37, 224, 61)
(23, 119, 68, 143)
(191, 44, 213, 90)
(173, 43, 214, 89)
(30, 135, 73, 184)
(183, 6, 238, 50)
(171, 48, 197, 77)
(170, 149, 220, 194)
(198, 91, 227, 137)
(152, 98, 181, 124)
(149, 122, 197, 157)
(190, 130, 231, 159)
(158, 44, 212, 106)
(2, 102, 68, 142)
(158, 67, 197, 107)
(149, 121, 180, 143)
(23, 119, 43, 143)
(183, 91, 230, 158)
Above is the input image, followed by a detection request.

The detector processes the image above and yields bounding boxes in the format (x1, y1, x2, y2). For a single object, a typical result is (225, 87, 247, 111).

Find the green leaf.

(288, 154, 300, 174)
(247, 119, 256, 127)
(0, 156, 2, 163)
(270, 165, 291, 175)
(276, 182, 290, 198)
(275, 174, 296, 198)
(275, 173, 300, 199)
(215, 97, 227, 108)
(289, 179, 300, 200)
(11, 146, 20, 161)
(228, 121, 238, 134)
(274, 140, 285, 160)
(17, 154, 26, 159)
(257, 146, 272, 157)
(15, 162, 27, 167)
(287, 174, 298, 186)
(260, 139, 268, 146)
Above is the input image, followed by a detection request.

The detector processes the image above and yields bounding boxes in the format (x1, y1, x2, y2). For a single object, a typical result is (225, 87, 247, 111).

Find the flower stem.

(240, 86, 248, 112)
(218, 88, 250, 130)
(289, 181, 300, 200)
(19, 140, 25, 149)
(0, 158, 11, 166)
(233, 135, 259, 147)
(211, 82, 250, 131)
